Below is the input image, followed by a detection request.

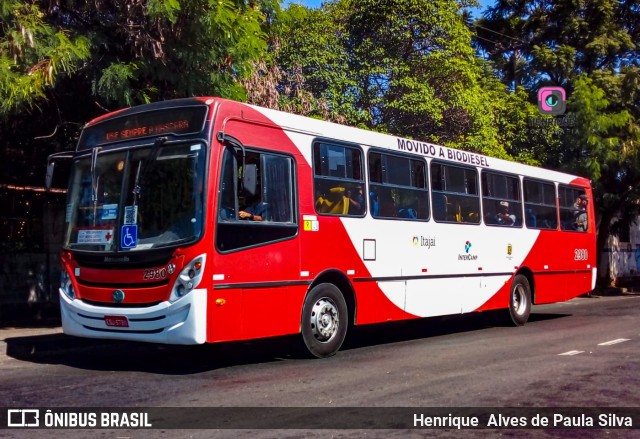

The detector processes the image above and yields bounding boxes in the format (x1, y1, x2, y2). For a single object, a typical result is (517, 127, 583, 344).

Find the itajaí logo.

(459, 241, 478, 261)
(413, 236, 436, 248)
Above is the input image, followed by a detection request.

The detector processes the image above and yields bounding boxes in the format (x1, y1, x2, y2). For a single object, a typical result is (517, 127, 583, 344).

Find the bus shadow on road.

(341, 311, 570, 351)
(4, 311, 571, 374)
(3, 331, 304, 374)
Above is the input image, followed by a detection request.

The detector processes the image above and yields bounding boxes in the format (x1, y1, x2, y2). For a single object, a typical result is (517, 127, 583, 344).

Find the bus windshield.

(64, 142, 206, 251)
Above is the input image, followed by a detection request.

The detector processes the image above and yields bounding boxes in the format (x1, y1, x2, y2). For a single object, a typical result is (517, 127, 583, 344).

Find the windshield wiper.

(90, 147, 101, 204)
(89, 147, 102, 226)
(132, 136, 168, 205)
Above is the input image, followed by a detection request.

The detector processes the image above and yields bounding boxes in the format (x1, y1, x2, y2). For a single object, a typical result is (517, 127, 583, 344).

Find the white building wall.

(601, 220, 640, 283)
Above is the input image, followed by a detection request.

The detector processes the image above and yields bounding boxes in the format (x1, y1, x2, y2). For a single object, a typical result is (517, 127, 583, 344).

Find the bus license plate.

(104, 315, 129, 327)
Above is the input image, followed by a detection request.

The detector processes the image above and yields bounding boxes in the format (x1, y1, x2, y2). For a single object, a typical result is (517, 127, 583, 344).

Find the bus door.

(211, 126, 301, 341)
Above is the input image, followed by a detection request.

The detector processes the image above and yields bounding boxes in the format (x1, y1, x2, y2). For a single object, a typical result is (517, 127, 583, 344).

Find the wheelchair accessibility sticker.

(121, 225, 138, 249)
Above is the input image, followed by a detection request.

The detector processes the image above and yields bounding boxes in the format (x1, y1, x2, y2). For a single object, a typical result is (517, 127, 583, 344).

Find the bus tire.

(507, 274, 532, 326)
(301, 283, 348, 358)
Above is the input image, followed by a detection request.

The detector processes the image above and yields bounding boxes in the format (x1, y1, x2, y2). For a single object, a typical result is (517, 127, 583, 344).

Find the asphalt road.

(1, 294, 639, 438)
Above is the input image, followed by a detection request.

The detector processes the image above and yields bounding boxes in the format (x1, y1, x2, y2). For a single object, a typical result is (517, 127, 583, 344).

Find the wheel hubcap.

(309, 297, 339, 342)
(513, 284, 527, 315)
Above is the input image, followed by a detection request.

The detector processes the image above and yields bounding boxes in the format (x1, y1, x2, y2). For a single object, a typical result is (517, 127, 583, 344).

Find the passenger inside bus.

(369, 191, 380, 216)
(398, 207, 418, 219)
(494, 200, 516, 226)
(315, 186, 350, 214)
(239, 198, 269, 221)
(575, 195, 588, 231)
(397, 192, 418, 219)
(432, 193, 449, 221)
(525, 208, 536, 228)
(347, 185, 365, 215)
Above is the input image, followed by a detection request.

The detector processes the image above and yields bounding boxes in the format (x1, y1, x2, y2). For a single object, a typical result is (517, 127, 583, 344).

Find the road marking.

(598, 338, 630, 346)
(558, 350, 584, 356)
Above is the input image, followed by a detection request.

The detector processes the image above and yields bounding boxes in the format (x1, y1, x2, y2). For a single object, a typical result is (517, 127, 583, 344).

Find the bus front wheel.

(507, 274, 531, 326)
(301, 283, 348, 358)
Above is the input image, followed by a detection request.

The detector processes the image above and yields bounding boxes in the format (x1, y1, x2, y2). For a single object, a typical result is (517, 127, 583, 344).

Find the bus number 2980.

(143, 268, 168, 280)
(574, 249, 589, 261)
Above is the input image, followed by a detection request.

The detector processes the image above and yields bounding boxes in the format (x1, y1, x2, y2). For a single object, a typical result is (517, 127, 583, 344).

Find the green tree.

(54, 0, 268, 108)
(563, 75, 640, 281)
(266, 0, 527, 159)
(0, 0, 90, 115)
(475, 0, 638, 88)
(482, 78, 562, 166)
(243, 3, 368, 125)
(343, 0, 508, 154)
(1, 0, 271, 185)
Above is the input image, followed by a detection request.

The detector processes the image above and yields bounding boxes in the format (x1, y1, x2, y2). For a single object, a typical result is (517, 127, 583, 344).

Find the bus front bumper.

(59, 289, 207, 345)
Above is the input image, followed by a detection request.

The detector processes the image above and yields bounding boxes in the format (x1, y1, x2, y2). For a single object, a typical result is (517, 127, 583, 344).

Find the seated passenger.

(576, 197, 588, 231)
(347, 185, 365, 215)
(525, 208, 536, 228)
(496, 201, 516, 226)
(432, 193, 448, 221)
(239, 199, 269, 221)
(398, 207, 417, 219)
(369, 191, 380, 216)
(315, 187, 349, 214)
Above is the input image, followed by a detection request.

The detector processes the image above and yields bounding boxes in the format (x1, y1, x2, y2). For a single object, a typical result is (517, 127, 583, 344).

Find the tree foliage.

(476, 0, 640, 277)
(0, 0, 270, 118)
(56, 0, 268, 108)
(257, 0, 524, 159)
(0, 0, 272, 191)
(0, 0, 90, 115)
(243, 3, 366, 125)
(476, 0, 639, 88)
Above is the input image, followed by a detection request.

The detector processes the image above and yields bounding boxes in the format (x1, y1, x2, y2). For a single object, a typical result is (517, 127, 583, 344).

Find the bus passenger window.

(523, 178, 557, 230)
(559, 185, 589, 232)
(430, 162, 479, 224)
(481, 171, 522, 228)
(368, 150, 429, 220)
(314, 142, 365, 217)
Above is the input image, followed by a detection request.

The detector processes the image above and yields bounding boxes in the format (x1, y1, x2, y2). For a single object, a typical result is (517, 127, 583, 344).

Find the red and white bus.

(47, 97, 596, 357)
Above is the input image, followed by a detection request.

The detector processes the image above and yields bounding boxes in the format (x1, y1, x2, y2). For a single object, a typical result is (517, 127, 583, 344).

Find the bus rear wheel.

(301, 283, 348, 358)
(506, 274, 531, 326)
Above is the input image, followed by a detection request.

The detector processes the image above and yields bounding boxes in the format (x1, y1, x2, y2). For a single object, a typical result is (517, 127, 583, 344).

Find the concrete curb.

(582, 287, 640, 298)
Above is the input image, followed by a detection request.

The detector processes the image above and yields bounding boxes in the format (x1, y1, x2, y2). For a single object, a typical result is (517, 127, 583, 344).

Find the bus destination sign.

(104, 119, 190, 141)
(79, 105, 208, 149)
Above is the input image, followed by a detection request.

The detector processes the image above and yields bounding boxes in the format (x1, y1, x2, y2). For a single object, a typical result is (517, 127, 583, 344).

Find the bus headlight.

(60, 267, 75, 300)
(169, 254, 206, 303)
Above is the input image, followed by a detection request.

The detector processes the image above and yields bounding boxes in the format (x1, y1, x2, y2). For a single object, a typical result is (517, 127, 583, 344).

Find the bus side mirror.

(45, 162, 55, 191)
(45, 151, 73, 191)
